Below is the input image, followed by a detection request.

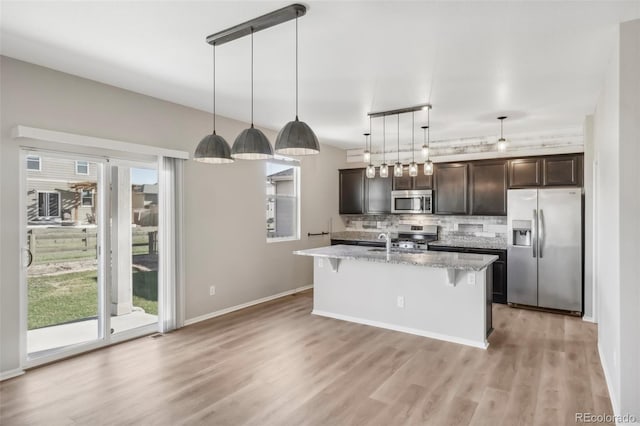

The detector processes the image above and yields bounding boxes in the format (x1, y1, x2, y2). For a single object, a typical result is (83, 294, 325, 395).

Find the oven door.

(392, 195, 424, 214)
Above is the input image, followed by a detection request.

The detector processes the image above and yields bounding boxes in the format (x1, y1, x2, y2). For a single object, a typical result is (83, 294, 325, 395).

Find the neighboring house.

(132, 184, 158, 226)
(26, 155, 97, 225)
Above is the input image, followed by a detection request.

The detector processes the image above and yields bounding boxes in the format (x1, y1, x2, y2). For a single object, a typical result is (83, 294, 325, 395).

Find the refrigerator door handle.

(539, 209, 545, 258)
(532, 209, 537, 258)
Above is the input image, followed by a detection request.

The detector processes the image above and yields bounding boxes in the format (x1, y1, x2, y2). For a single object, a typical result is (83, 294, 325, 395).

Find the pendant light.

(363, 116, 371, 163)
(231, 30, 274, 160)
(409, 111, 418, 177)
(422, 124, 433, 176)
(365, 132, 375, 178)
(421, 106, 430, 159)
(194, 44, 234, 164)
(394, 114, 403, 177)
(379, 117, 388, 178)
(496, 116, 508, 152)
(275, 12, 319, 155)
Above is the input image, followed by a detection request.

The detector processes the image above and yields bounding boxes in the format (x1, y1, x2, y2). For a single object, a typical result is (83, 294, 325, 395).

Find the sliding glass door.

(22, 150, 161, 366)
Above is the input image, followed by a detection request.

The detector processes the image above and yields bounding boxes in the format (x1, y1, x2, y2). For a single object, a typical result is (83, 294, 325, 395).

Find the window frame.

(37, 191, 61, 218)
(81, 189, 94, 207)
(26, 155, 41, 171)
(266, 157, 301, 243)
(75, 160, 90, 175)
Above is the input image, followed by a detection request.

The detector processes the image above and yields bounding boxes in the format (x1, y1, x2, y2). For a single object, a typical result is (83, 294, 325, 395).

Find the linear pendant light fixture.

(231, 30, 274, 160)
(380, 117, 388, 178)
(496, 116, 508, 152)
(409, 111, 418, 177)
(199, 4, 312, 162)
(274, 11, 320, 155)
(194, 44, 234, 164)
(394, 114, 403, 177)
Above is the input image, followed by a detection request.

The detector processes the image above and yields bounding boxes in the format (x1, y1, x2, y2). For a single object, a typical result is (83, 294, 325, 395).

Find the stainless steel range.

(391, 224, 438, 252)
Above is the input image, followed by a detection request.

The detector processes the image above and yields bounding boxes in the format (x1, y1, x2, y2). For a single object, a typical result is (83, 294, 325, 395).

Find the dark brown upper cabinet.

(434, 163, 469, 215)
(543, 155, 582, 186)
(470, 160, 508, 216)
(508, 158, 541, 188)
(365, 167, 393, 214)
(509, 154, 583, 188)
(392, 165, 433, 190)
(339, 168, 365, 214)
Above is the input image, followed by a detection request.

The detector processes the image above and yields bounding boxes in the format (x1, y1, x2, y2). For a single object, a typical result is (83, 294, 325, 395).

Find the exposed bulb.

(424, 160, 434, 176)
(409, 162, 418, 177)
(366, 164, 376, 178)
(394, 162, 403, 177)
(497, 138, 508, 152)
(363, 150, 370, 163)
(379, 163, 389, 178)
(421, 145, 429, 159)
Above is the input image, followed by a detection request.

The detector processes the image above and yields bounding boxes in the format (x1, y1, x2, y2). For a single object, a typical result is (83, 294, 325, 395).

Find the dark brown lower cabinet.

(428, 245, 507, 304)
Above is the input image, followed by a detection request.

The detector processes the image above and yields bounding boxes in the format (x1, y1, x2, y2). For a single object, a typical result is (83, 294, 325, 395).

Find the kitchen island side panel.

(311, 257, 489, 348)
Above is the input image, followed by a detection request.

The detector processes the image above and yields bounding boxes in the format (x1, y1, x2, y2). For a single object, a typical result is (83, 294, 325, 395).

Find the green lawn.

(28, 270, 157, 330)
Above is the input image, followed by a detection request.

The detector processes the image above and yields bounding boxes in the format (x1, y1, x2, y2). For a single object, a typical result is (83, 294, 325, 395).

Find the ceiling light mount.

(206, 4, 307, 46)
(368, 104, 431, 118)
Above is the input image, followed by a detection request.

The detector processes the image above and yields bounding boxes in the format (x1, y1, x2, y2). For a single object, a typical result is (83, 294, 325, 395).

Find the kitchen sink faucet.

(378, 232, 392, 254)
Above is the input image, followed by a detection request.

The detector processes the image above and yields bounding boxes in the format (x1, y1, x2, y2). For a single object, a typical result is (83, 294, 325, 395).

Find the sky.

(131, 168, 157, 185)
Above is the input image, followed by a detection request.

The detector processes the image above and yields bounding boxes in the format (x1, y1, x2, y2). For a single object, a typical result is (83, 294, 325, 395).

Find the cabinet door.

(491, 260, 507, 304)
(339, 169, 365, 214)
(543, 155, 581, 186)
(509, 158, 540, 188)
(414, 170, 433, 190)
(392, 166, 413, 190)
(434, 163, 469, 215)
(365, 168, 393, 214)
(470, 160, 507, 216)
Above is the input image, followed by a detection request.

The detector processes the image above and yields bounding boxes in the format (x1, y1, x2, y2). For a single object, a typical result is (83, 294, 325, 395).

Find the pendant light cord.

(295, 13, 299, 120)
(427, 107, 430, 154)
(212, 44, 216, 133)
(500, 118, 504, 139)
(251, 29, 254, 127)
(382, 117, 386, 163)
(412, 112, 415, 163)
(397, 114, 400, 163)
(369, 116, 372, 153)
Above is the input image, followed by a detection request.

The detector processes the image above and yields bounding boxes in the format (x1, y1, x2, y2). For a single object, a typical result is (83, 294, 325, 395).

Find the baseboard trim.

(184, 285, 313, 326)
(597, 342, 620, 422)
(582, 315, 596, 323)
(0, 368, 25, 382)
(312, 309, 489, 350)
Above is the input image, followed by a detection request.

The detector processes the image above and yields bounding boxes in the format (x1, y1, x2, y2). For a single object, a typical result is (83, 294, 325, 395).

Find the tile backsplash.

(342, 214, 507, 241)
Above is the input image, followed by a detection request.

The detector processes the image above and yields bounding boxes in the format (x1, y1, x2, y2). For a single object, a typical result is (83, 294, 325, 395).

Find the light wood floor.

(0, 290, 612, 426)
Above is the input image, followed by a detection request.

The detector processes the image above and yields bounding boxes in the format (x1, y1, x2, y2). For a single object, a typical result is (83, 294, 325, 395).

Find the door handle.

(23, 248, 33, 268)
(532, 209, 537, 258)
(539, 209, 545, 258)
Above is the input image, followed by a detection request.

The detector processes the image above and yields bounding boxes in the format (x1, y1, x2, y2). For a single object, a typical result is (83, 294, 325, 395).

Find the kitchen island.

(294, 245, 498, 349)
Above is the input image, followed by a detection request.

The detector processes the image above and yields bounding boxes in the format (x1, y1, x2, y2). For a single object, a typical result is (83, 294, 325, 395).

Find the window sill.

(267, 236, 300, 244)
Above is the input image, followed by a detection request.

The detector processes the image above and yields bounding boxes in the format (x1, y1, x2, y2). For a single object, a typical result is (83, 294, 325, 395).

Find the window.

(76, 160, 89, 175)
(26, 155, 41, 171)
(38, 192, 60, 217)
(266, 158, 300, 241)
(81, 190, 93, 206)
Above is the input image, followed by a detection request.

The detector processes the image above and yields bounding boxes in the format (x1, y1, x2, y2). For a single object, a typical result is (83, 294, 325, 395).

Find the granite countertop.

(428, 238, 507, 251)
(294, 245, 498, 272)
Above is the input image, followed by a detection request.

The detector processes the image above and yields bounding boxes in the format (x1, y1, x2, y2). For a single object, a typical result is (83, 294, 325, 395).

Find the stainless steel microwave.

(391, 190, 433, 214)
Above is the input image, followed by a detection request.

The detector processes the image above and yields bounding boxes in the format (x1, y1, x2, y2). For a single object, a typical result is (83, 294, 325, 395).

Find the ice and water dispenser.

(511, 220, 532, 246)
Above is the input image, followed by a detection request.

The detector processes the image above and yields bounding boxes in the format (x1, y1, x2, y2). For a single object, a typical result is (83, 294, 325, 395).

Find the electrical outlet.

(318, 258, 324, 268)
(209, 285, 216, 296)
(397, 296, 405, 308)
(467, 274, 476, 285)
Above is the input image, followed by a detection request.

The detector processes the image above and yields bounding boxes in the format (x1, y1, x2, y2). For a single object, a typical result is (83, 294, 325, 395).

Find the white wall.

(592, 19, 640, 421)
(0, 56, 346, 375)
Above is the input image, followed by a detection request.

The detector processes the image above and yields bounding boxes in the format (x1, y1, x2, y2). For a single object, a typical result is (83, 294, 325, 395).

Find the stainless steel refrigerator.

(507, 188, 582, 313)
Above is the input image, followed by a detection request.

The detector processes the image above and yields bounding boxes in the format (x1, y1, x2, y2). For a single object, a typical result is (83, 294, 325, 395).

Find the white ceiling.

(2, 1, 638, 150)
